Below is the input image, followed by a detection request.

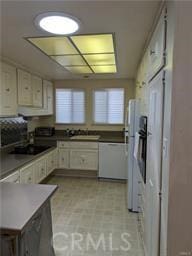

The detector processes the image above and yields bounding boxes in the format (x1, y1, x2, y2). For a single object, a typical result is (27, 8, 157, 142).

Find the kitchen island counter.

(0, 182, 57, 234)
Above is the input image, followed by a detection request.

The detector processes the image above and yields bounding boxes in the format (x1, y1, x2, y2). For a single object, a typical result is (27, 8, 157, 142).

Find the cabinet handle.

(6, 88, 10, 92)
(25, 87, 29, 90)
(150, 50, 155, 56)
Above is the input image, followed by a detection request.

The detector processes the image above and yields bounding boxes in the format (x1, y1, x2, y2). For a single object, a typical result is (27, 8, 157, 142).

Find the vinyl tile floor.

(46, 176, 144, 256)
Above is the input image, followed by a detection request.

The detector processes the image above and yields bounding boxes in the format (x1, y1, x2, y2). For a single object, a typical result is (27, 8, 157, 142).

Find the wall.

(39, 78, 135, 131)
(27, 117, 42, 132)
(167, 1, 192, 255)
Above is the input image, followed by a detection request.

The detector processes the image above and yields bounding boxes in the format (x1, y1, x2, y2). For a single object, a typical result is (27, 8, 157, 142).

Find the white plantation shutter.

(93, 88, 124, 124)
(56, 89, 85, 123)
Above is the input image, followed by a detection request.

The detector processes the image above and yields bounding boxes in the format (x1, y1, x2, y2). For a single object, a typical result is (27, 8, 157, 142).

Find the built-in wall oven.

(138, 116, 147, 183)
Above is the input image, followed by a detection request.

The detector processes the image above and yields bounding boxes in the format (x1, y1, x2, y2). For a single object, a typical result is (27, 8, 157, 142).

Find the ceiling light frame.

(26, 33, 117, 74)
(34, 12, 80, 35)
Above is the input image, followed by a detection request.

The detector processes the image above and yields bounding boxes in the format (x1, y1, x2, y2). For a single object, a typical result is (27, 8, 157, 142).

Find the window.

(93, 88, 124, 124)
(56, 89, 85, 124)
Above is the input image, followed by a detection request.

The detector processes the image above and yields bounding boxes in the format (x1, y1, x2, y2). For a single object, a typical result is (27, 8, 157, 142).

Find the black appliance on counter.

(138, 116, 147, 183)
(35, 127, 55, 137)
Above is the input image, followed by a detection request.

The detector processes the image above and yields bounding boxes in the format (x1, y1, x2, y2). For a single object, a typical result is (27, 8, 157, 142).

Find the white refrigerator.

(125, 99, 140, 212)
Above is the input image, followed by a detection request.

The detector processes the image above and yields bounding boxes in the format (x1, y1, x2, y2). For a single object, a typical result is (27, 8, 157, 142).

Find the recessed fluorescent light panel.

(27, 34, 117, 74)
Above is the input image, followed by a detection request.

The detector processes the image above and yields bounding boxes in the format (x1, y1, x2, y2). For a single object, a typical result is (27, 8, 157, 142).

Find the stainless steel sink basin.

(70, 135, 100, 141)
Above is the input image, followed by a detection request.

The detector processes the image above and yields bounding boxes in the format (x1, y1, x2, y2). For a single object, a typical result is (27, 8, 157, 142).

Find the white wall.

(38, 78, 135, 131)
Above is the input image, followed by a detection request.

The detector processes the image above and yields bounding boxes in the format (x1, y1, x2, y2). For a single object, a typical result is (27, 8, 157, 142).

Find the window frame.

(92, 88, 125, 125)
(55, 88, 86, 125)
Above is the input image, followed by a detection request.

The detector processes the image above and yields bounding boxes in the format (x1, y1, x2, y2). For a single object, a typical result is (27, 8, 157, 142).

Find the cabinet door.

(32, 75, 43, 107)
(42, 80, 53, 115)
(0, 171, 20, 183)
(59, 149, 69, 169)
(47, 152, 54, 175)
(148, 9, 166, 81)
(20, 165, 34, 184)
(145, 71, 164, 256)
(53, 149, 58, 169)
(36, 157, 47, 183)
(70, 150, 98, 170)
(0, 63, 17, 116)
(18, 69, 32, 106)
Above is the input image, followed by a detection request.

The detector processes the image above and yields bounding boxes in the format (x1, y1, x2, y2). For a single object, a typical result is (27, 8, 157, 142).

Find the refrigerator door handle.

(124, 133, 128, 156)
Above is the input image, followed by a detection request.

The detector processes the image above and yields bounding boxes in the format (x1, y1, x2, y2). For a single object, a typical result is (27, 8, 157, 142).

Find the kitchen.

(0, 1, 192, 256)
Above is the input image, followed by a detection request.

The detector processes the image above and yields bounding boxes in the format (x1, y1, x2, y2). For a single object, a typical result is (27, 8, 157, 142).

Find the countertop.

(35, 134, 125, 144)
(0, 183, 57, 234)
(0, 146, 56, 179)
(0, 134, 124, 179)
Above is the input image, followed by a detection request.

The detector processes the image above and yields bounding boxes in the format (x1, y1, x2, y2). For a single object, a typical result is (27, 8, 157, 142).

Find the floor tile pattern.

(46, 176, 144, 256)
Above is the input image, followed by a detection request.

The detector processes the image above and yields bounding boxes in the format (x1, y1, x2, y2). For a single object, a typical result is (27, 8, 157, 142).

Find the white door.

(146, 71, 164, 256)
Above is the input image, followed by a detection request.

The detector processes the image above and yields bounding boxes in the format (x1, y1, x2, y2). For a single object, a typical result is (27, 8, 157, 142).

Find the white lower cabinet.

(20, 164, 35, 184)
(35, 157, 47, 183)
(58, 141, 99, 171)
(70, 150, 98, 170)
(59, 149, 70, 169)
(0, 171, 20, 183)
(47, 149, 58, 175)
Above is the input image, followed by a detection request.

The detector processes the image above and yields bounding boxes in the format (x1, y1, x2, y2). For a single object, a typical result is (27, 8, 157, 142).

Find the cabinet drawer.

(70, 149, 98, 170)
(57, 141, 71, 148)
(0, 171, 20, 183)
(70, 142, 98, 149)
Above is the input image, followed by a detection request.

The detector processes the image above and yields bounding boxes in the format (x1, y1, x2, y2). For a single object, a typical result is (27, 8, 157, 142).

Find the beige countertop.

(0, 183, 57, 234)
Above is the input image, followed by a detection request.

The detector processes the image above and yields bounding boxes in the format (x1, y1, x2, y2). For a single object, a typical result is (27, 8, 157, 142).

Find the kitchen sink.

(70, 135, 100, 141)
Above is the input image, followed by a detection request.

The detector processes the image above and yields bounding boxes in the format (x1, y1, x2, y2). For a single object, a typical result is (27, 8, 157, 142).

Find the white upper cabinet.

(18, 79, 53, 116)
(17, 69, 33, 106)
(43, 80, 53, 115)
(32, 75, 43, 107)
(0, 62, 17, 117)
(148, 9, 166, 81)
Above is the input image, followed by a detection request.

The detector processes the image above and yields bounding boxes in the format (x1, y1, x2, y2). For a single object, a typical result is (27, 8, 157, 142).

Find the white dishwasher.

(99, 143, 126, 179)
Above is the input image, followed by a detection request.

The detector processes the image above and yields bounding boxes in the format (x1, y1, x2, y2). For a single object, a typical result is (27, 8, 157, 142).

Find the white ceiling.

(0, 0, 161, 80)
